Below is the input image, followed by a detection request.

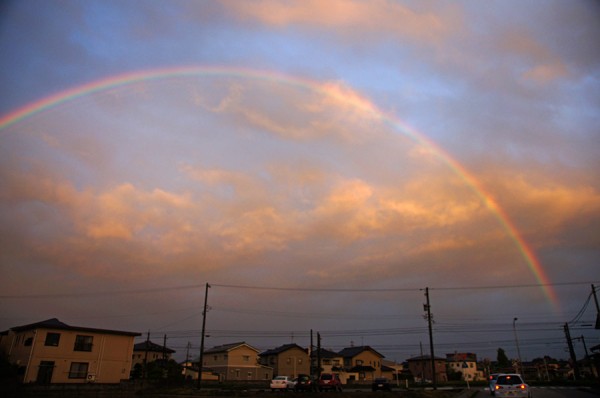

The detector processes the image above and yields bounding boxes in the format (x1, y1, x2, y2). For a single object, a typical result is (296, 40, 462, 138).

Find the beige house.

(132, 340, 175, 368)
(339, 346, 385, 381)
(312, 348, 344, 374)
(446, 352, 483, 381)
(259, 343, 309, 377)
(0, 318, 140, 384)
(202, 342, 272, 381)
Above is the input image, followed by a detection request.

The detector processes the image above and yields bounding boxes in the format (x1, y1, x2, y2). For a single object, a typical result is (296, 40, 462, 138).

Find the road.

(467, 386, 598, 398)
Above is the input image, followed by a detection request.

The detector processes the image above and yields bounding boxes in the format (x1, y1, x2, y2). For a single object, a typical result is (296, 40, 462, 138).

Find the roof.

(338, 345, 384, 359)
(133, 340, 176, 353)
(259, 343, 306, 357)
(406, 355, 446, 362)
(313, 348, 341, 359)
(204, 341, 259, 354)
(10, 318, 141, 337)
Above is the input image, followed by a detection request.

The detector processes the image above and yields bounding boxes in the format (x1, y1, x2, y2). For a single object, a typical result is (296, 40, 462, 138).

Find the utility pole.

(310, 330, 314, 377)
(143, 331, 150, 381)
(592, 284, 600, 330)
(197, 283, 211, 389)
(513, 318, 523, 374)
(564, 322, 580, 380)
(317, 332, 322, 378)
(424, 287, 436, 390)
(163, 334, 167, 361)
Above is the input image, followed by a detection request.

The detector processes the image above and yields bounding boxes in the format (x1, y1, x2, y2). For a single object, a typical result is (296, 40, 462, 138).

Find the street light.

(513, 318, 523, 374)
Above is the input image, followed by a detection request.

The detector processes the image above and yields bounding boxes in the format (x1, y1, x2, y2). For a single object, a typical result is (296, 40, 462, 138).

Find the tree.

(497, 348, 510, 368)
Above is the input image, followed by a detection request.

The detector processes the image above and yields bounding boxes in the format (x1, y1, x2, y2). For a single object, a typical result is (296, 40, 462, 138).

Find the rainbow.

(0, 65, 559, 307)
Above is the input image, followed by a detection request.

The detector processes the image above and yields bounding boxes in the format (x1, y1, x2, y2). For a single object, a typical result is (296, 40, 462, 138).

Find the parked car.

(371, 377, 392, 391)
(493, 374, 531, 398)
(270, 375, 295, 391)
(318, 373, 343, 392)
(488, 373, 500, 395)
(294, 374, 317, 391)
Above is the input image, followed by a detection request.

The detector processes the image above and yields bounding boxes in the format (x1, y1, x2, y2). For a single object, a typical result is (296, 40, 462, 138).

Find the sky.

(0, 1, 599, 365)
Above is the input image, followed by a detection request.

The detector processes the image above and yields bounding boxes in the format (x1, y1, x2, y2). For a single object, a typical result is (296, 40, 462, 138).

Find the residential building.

(312, 348, 344, 375)
(202, 342, 272, 381)
(259, 343, 309, 377)
(338, 345, 385, 381)
(132, 339, 176, 368)
(180, 360, 219, 381)
(0, 318, 140, 384)
(446, 352, 482, 381)
(406, 355, 448, 383)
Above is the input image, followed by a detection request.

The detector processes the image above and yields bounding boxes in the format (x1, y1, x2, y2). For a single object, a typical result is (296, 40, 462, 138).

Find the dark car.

(318, 373, 343, 392)
(295, 374, 317, 391)
(371, 377, 392, 391)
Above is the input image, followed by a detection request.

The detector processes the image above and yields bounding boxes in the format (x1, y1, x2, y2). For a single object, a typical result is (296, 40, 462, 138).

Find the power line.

(1, 280, 597, 299)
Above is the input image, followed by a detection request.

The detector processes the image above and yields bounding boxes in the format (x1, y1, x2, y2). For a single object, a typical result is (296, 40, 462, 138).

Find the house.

(180, 360, 220, 381)
(446, 352, 482, 381)
(202, 342, 272, 381)
(132, 339, 176, 369)
(381, 359, 405, 382)
(312, 348, 344, 375)
(338, 345, 385, 381)
(0, 318, 140, 384)
(259, 343, 309, 377)
(406, 355, 448, 383)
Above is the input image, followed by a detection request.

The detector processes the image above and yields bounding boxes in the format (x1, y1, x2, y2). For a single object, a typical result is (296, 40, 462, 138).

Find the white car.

(493, 373, 531, 398)
(270, 375, 295, 391)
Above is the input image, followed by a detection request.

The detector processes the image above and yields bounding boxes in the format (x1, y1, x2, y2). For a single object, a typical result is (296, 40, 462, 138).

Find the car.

(371, 377, 392, 391)
(294, 374, 317, 391)
(488, 373, 500, 395)
(493, 374, 531, 398)
(270, 375, 295, 391)
(318, 373, 343, 392)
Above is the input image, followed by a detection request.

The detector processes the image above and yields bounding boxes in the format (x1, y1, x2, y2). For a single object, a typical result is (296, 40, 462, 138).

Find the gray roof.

(260, 343, 306, 357)
(10, 318, 140, 337)
(134, 340, 176, 353)
(338, 345, 384, 359)
(204, 341, 258, 354)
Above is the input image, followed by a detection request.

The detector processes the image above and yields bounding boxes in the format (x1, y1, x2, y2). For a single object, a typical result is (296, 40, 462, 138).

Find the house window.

(243, 355, 250, 362)
(356, 359, 363, 365)
(214, 355, 218, 361)
(74, 335, 93, 352)
(45, 333, 60, 347)
(24, 337, 33, 346)
(286, 357, 291, 364)
(68, 362, 88, 379)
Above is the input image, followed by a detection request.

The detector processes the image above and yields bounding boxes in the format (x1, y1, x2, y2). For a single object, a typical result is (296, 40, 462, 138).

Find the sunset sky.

(1, 1, 599, 363)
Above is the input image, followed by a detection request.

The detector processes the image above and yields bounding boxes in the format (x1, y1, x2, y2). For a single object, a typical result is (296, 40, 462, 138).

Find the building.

(406, 355, 448, 383)
(202, 342, 272, 381)
(338, 346, 385, 381)
(259, 343, 309, 377)
(0, 318, 140, 384)
(312, 348, 344, 375)
(132, 339, 176, 368)
(446, 352, 482, 381)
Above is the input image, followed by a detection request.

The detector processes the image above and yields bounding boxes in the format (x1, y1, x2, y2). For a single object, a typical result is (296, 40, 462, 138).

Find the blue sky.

(0, 0, 599, 363)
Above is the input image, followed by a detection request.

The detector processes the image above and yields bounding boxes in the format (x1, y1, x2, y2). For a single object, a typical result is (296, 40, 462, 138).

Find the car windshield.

(497, 375, 524, 385)
(274, 376, 286, 380)
(321, 374, 333, 380)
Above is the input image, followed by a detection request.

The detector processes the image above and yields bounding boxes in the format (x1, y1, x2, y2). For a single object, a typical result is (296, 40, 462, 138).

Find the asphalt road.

(467, 386, 598, 398)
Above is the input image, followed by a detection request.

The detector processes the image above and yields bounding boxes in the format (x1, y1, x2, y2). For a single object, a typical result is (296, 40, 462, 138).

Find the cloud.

(218, 0, 458, 44)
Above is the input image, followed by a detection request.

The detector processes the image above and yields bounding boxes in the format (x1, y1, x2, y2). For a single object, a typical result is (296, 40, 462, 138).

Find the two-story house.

(202, 342, 272, 381)
(132, 339, 176, 368)
(338, 345, 385, 381)
(312, 348, 344, 375)
(446, 352, 482, 381)
(406, 355, 448, 383)
(259, 343, 309, 378)
(0, 318, 140, 384)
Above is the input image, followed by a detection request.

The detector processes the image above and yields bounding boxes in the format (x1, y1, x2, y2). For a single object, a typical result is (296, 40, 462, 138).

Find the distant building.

(338, 345, 385, 381)
(132, 339, 176, 368)
(0, 318, 140, 384)
(202, 342, 272, 381)
(406, 355, 448, 383)
(259, 343, 309, 377)
(446, 352, 482, 381)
